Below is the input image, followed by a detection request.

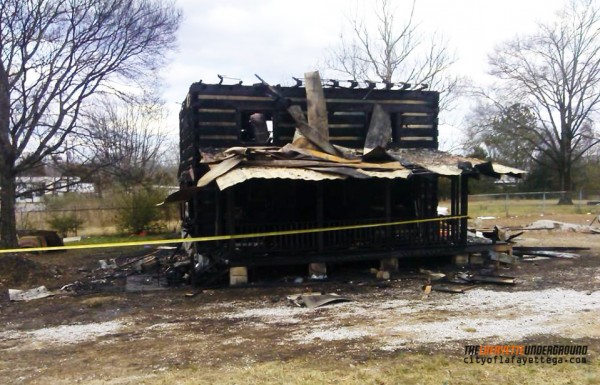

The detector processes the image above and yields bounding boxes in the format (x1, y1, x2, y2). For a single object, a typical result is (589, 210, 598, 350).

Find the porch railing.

(230, 216, 461, 256)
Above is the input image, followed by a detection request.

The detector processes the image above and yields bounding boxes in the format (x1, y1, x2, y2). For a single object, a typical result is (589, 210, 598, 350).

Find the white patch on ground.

(372, 288, 600, 351)
(0, 320, 125, 345)
(223, 306, 310, 324)
(222, 336, 252, 345)
(295, 327, 371, 342)
(145, 322, 179, 331)
(214, 288, 600, 351)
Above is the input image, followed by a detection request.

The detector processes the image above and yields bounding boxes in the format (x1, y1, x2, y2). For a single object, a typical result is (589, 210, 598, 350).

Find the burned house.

(168, 72, 523, 284)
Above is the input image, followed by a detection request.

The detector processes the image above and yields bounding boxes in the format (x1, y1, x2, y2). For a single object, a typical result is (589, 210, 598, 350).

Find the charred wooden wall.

(179, 83, 439, 179)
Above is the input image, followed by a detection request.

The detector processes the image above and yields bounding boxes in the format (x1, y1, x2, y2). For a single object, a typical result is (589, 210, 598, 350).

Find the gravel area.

(0, 320, 125, 345)
(214, 288, 600, 350)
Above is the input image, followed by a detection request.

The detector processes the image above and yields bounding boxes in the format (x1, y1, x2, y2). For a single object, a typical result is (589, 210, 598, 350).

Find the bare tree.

(0, 0, 181, 247)
(325, 0, 460, 107)
(487, 0, 600, 203)
(81, 96, 171, 191)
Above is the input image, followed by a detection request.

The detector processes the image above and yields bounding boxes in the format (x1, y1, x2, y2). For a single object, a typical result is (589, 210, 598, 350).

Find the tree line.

(2, 0, 599, 248)
(0, 0, 181, 247)
(326, 0, 599, 200)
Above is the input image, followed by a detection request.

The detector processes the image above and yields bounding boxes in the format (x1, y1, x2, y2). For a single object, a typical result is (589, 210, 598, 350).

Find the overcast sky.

(162, 0, 567, 150)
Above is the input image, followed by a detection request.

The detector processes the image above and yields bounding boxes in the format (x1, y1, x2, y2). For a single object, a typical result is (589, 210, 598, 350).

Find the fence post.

(542, 192, 546, 216)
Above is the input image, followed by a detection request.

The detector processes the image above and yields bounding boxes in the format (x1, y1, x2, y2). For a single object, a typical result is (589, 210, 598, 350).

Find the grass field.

(144, 354, 599, 385)
(462, 198, 599, 218)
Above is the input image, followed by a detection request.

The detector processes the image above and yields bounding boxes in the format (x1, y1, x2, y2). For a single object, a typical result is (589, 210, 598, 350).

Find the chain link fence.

(16, 202, 180, 236)
(15, 190, 600, 235)
(468, 191, 600, 217)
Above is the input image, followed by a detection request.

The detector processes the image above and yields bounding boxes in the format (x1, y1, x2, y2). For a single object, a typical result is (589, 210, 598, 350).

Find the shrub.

(115, 188, 165, 234)
(47, 214, 84, 237)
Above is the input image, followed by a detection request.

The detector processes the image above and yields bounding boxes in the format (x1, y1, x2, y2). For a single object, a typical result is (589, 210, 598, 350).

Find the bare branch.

(0, 0, 181, 247)
(480, 0, 600, 198)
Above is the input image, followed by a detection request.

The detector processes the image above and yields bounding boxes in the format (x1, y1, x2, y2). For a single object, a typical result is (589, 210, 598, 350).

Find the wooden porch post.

(460, 175, 469, 244)
(385, 180, 391, 245)
(317, 183, 324, 252)
(450, 176, 459, 242)
(226, 188, 235, 251)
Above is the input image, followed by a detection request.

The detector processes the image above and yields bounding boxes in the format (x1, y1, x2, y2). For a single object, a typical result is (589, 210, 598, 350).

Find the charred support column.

(450, 176, 459, 242)
(317, 183, 324, 252)
(226, 188, 247, 285)
(215, 189, 222, 236)
(226, 188, 235, 249)
(384, 180, 391, 243)
(380, 180, 398, 272)
(310, 183, 327, 278)
(460, 175, 469, 244)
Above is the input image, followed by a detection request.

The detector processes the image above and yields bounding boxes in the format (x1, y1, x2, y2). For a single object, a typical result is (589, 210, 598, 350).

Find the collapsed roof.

(166, 71, 524, 203)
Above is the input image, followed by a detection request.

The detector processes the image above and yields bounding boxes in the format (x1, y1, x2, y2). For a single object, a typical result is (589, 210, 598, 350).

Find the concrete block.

(452, 254, 469, 266)
(469, 253, 485, 265)
(229, 267, 248, 286)
(492, 243, 513, 255)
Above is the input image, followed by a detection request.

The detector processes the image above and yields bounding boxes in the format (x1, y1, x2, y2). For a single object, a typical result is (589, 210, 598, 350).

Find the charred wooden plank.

(364, 104, 392, 154)
(304, 71, 329, 142)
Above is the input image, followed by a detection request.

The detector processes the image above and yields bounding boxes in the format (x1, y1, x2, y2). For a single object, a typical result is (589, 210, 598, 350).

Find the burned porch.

(170, 72, 524, 282)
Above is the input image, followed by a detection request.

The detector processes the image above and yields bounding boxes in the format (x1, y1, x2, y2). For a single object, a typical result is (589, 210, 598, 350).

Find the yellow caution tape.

(0, 215, 467, 254)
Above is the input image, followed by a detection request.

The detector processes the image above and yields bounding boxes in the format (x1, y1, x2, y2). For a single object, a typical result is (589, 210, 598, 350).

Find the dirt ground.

(1, 213, 599, 384)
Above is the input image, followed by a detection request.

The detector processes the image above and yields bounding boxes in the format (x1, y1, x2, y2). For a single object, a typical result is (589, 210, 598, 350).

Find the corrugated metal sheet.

(387, 148, 526, 177)
(490, 163, 526, 176)
(421, 164, 463, 176)
(164, 147, 526, 201)
(216, 167, 345, 190)
(359, 169, 412, 179)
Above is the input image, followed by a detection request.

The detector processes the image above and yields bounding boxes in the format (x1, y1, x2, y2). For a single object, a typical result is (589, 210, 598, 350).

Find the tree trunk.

(0, 61, 19, 248)
(557, 142, 573, 205)
(557, 165, 573, 205)
(557, 123, 573, 205)
(0, 165, 18, 248)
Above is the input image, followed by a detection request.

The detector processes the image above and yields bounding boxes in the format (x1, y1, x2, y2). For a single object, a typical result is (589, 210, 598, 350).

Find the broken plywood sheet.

(242, 158, 407, 171)
(279, 143, 361, 164)
(364, 104, 392, 154)
(287, 105, 340, 156)
(197, 155, 243, 187)
(304, 71, 329, 142)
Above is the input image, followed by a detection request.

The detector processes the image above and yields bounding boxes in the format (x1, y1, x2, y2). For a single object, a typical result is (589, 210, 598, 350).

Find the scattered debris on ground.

(8, 285, 54, 301)
(287, 293, 352, 308)
(523, 219, 600, 233)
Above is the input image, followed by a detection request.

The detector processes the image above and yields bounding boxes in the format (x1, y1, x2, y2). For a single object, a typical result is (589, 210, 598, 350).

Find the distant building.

(16, 176, 95, 203)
